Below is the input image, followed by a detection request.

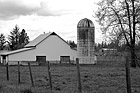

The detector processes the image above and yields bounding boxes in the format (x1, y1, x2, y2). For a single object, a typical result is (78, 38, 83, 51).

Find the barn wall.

(8, 49, 36, 61)
(36, 35, 77, 61)
(7, 35, 77, 63)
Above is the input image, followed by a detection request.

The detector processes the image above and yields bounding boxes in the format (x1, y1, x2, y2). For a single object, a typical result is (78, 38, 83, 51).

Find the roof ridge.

(24, 32, 73, 49)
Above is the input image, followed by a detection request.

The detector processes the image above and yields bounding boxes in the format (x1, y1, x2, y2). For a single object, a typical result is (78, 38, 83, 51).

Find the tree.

(67, 40, 77, 48)
(95, 0, 140, 67)
(8, 25, 30, 50)
(19, 29, 29, 48)
(8, 25, 20, 50)
(0, 33, 6, 50)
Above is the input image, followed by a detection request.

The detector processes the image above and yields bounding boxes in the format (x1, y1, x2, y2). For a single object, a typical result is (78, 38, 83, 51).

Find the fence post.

(18, 61, 20, 84)
(47, 61, 52, 90)
(76, 58, 82, 92)
(6, 62, 9, 81)
(28, 62, 34, 87)
(125, 56, 131, 93)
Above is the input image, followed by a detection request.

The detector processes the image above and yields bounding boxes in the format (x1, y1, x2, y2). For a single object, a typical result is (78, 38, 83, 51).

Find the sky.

(0, 0, 102, 43)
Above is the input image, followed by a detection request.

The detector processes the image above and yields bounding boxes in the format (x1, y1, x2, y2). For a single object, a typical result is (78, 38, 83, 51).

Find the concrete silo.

(77, 18, 95, 64)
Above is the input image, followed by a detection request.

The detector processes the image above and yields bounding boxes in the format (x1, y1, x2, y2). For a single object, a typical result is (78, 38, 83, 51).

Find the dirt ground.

(0, 64, 140, 93)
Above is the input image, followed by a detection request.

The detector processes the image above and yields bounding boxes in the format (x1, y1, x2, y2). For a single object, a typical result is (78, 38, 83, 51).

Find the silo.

(77, 18, 95, 64)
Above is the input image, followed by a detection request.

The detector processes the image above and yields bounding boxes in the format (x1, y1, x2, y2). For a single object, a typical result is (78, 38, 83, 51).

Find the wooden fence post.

(28, 62, 34, 87)
(6, 63, 9, 81)
(76, 58, 82, 92)
(47, 61, 52, 90)
(125, 57, 131, 93)
(18, 61, 20, 84)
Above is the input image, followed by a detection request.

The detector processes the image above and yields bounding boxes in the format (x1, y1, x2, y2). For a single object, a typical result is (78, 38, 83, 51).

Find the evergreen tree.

(0, 33, 6, 50)
(67, 40, 77, 48)
(19, 29, 29, 48)
(8, 25, 20, 50)
(8, 25, 30, 50)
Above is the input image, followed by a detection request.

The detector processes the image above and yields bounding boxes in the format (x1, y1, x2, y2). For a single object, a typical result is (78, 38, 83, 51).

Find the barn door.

(36, 56, 46, 65)
(60, 56, 70, 63)
(2, 55, 6, 65)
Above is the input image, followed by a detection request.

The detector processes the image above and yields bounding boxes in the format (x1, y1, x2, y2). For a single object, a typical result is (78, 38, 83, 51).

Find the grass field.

(0, 64, 140, 93)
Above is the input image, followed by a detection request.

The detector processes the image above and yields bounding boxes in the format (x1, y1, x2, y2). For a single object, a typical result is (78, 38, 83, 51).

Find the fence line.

(4, 58, 131, 92)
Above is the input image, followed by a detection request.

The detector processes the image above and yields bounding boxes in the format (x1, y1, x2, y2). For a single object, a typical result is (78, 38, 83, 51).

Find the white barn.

(1, 32, 77, 65)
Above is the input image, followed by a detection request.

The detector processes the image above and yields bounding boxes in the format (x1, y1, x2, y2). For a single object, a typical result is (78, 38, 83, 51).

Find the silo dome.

(77, 18, 94, 28)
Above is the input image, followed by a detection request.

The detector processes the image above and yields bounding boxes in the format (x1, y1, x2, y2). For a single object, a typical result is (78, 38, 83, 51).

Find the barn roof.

(0, 47, 35, 56)
(25, 32, 71, 48)
(25, 32, 52, 47)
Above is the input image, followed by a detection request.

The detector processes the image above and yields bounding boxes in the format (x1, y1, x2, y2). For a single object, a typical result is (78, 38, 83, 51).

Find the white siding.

(7, 35, 77, 63)
(35, 35, 77, 60)
(8, 49, 36, 61)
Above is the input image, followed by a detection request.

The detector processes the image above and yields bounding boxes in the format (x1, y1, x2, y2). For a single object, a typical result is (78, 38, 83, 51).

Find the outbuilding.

(1, 32, 77, 65)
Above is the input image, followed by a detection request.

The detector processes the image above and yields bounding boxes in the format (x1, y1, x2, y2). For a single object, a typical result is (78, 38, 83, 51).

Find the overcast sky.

(0, 0, 102, 43)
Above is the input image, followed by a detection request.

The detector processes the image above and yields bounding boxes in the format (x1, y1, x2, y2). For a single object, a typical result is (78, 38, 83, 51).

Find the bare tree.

(95, 0, 140, 67)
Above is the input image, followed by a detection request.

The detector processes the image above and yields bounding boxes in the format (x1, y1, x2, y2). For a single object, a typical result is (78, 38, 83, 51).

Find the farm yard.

(0, 63, 140, 93)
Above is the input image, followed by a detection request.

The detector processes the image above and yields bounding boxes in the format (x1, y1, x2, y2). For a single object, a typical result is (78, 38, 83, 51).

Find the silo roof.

(77, 18, 94, 28)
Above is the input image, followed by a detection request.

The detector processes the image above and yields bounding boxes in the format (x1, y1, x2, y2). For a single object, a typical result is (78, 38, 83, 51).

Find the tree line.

(0, 25, 29, 50)
(95, 41, 140, 52)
